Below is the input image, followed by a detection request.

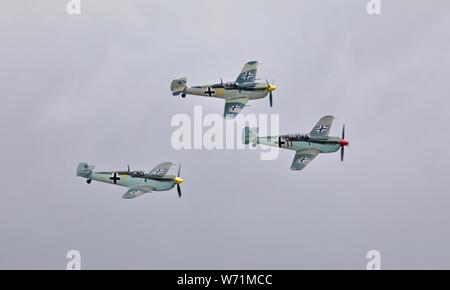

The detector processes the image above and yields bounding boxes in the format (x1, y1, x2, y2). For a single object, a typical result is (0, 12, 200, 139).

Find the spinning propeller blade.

(339, 124, 348, 162)
(176, 163, 182, 198)
(266, 79, 275, 107)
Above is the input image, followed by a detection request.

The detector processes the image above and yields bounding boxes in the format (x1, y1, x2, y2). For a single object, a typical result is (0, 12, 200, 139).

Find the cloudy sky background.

(1, 0, 450, 269)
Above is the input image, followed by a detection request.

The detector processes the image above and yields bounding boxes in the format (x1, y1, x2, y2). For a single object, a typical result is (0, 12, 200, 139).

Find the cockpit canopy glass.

(224, 82, 239, 90)
(130, 171, 145, 177)
(282, 133, 309, 141)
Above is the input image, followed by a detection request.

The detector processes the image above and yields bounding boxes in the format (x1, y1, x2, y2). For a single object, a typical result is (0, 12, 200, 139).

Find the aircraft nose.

(339, 139, 349, 146)
(268, 84, 277, 92)
(175, 177, 184, 184)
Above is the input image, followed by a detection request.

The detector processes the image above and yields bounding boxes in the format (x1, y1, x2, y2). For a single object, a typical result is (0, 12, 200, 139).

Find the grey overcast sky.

(1, 0, 450, 269)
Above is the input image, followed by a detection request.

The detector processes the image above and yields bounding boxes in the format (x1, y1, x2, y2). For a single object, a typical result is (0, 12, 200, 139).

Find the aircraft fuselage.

(185, 82, 269, 100)
(84, 172, 176, 191)
(257, 135, 342, 154)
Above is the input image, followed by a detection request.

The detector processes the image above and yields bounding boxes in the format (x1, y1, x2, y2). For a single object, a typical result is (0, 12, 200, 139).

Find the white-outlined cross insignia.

(298, 156, 310, 164)
(228, 104, 241, 113)
(204, 87, 215, 96)
(241, 71, 254, 80)
(315, 125, 328, 134)
(152, 168, 168, 175)
(109, 172, 121, 184)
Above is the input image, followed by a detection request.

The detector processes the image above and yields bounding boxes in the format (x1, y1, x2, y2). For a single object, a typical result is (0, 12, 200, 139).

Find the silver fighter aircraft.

(171, 61, 276, 119)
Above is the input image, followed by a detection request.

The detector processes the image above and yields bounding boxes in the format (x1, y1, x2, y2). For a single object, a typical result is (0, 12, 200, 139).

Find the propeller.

(174, 163, 183, 198)
(266, 79, 276, 107)
(339, 124, 349, 162)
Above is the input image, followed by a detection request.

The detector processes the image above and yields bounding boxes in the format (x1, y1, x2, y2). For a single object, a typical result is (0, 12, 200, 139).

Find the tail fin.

(76, 162, 93, 178)
(242, 127, 259, 145)
(170, 78, 187, 96)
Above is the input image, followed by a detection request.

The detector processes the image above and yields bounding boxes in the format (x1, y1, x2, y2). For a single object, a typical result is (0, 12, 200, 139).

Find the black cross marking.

(315, 125, 328, 133)
(204, 87, 215, 97)
(109, 172, 120, 184)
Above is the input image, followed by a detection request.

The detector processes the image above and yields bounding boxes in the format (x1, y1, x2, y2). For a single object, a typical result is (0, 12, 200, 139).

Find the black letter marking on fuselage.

(278, 136, 285, 148)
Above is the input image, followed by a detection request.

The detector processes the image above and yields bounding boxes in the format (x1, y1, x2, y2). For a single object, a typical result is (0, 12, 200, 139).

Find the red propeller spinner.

(340, 125, 349, 162)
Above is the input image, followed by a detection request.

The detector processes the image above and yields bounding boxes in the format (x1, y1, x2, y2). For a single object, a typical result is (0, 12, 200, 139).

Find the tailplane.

(242, 127, 259, 145)
(170, 78, 187, 96)
(76, 162, 93, 178)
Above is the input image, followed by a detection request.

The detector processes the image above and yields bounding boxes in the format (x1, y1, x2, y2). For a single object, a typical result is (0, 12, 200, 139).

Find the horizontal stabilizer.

(242, 127, 259, 145)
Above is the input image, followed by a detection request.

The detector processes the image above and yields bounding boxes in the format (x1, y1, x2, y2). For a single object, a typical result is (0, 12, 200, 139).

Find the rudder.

(242, 127, 259, 145)
(170, 78, 187, 96)
(76, 162, 93, 178)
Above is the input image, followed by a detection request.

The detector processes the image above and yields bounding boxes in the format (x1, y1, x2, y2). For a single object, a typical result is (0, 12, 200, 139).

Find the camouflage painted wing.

(224, 97, 249, 119)
(236, 61, 258, 84)
(148, 162, 172, 177)
(309, 115, 334, 138)
(291, 149, 320, 170)
(122, 185, 154, 199)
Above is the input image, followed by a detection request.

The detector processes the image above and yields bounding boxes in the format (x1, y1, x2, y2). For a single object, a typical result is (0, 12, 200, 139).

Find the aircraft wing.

(291, 149, 320, 170)
(309, 115, 334, 138)
(236, 61, 258, 84)
(122, 185, 154, 199)
(148, 162, 172, 177)
(224, 97, 249, 119)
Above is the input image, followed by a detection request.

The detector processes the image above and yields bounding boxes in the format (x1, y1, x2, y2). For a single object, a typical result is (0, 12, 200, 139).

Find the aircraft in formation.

(170, 61, 276, 119)
(242, 115, 349, 170)
(76, 162, 183, 199)
(77, 63, 349, 199)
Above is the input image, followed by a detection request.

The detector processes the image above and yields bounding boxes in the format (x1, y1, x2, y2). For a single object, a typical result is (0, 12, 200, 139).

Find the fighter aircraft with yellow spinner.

(76, 162, 184, 199)
(171, 61, 276, 119)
